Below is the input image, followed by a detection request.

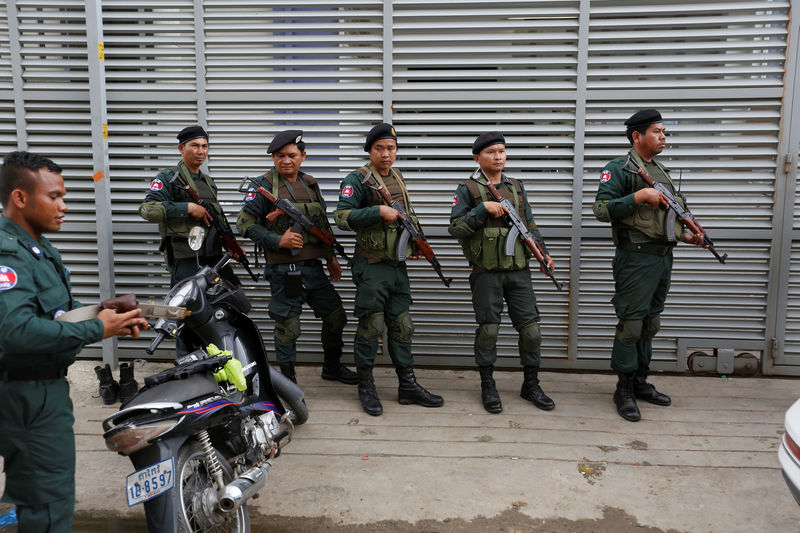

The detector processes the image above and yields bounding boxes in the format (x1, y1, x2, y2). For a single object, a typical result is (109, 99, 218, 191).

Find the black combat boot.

(520, 366, 555, 410)
(478, 365, 502, 414)
(396, 367, 444, 408)
(279, 363, 297, 384)
(94, 363, 119, 405)
(321, 348, 359, 385)
(357, 367, 383, 416)
(633, 367, 671, 406)
(118, 362, 139, 404)
(614, 372, 641, 422)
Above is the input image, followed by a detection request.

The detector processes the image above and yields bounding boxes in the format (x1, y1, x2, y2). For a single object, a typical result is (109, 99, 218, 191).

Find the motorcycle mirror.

(188, 226, 206, 252)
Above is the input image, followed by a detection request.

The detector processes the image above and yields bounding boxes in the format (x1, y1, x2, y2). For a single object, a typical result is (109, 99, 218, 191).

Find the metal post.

(763, 0, 800, 374)
(382, 0, 393, 123)
(85, 0, 117, 367)
(567, 0, 591, 363)
(192, 0, 208, 130)
(7, 1, 27, 150)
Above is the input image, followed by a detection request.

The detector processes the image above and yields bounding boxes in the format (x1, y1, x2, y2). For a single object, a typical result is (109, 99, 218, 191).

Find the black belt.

(0, 367, 67, 381)
(618, 239, 674, 256)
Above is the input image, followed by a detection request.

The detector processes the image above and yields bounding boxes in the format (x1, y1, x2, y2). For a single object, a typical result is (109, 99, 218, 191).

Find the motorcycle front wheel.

(176, 441, 250, 533)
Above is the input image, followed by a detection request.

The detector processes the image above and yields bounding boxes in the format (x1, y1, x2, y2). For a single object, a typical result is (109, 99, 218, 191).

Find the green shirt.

(0, 217, 104, 370)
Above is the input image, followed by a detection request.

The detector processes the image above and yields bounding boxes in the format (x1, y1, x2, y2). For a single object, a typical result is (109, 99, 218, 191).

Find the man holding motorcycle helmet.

(236, 130, 357, 386)
(0, 151, 148, 533)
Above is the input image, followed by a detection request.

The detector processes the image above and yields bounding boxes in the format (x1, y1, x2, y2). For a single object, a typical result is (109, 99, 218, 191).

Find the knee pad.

(387, 312, 414, 344)
(322, 307, 347, 334)
(274, 316, 301, 346)
(615, 319, 643, 346)
(519, 321, 542, 353)
(357, 312, 385, 342)
(642, 314, 661, 341)
(475, 323, 500, 351)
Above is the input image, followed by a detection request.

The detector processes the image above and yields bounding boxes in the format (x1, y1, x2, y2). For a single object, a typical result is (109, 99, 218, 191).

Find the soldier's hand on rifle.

(279, 228, 304, 250)
(187, 203, 213, 226)
(327, 256, 342, 282)
(634, 188, 668, 209)
(379, 205, 402, 224)
(483, 201, 508, 218)
(683, 232, 707, 247)
(539, 254, 555, 275)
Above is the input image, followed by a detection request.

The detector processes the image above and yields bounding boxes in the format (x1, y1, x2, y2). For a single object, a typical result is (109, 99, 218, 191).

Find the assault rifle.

(243, 177, 351, 264)
(361, 172, 453, 287)
(469, 170, 564, 291)
(622, 161, 727, 264)
(182, 184, 259, 281)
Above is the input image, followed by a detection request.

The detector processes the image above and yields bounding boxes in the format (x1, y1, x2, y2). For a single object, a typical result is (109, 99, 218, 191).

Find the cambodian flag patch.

(451, 194, 459, 207)
(245, 188, 256, 201)
(149, 178, 164, 191)
(0, 266, 17, 290)
(341, 185, 354, 198)
(600, 170, 611, 183)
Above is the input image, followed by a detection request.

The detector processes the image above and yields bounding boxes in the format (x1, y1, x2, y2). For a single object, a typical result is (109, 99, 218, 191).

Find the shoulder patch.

(149, 178, 164, 191)
(600, 170, 612, 183)
(341, 184, 354, 198)
(0, 265, 17, 290)
(245, 188, 256, 201)
(451, 194, 459, 207)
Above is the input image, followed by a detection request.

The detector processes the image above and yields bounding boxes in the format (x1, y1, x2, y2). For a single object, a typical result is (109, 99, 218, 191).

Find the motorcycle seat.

(124, 373, 220, 408)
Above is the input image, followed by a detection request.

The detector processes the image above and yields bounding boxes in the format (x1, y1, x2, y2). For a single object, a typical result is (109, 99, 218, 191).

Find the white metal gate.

(0, 0, 797, 374)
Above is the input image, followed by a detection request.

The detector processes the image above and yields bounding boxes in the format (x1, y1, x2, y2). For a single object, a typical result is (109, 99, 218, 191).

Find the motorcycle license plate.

(125, 457, 175, 507)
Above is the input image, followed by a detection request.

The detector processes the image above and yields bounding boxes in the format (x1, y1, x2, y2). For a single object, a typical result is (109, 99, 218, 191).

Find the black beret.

(268, 130, 305, 153)
(472, 131, 505, 155)
(177, 125, 208, 144)
(364, 123, 397, 152)
(624, 109, 662, 130)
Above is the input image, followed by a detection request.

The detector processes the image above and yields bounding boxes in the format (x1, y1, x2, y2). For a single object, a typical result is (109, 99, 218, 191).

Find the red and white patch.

(245, 188, 256, 201)
(600, 170, 611, 183)
(451, 194, 459, 207)
(149, 178, 164, 191)
(0, 266, 17, 291)
(341, 185, 354, 198)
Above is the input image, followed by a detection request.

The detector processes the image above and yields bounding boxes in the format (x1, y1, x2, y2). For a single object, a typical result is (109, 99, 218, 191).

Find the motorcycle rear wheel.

(176, 441, 250, 533)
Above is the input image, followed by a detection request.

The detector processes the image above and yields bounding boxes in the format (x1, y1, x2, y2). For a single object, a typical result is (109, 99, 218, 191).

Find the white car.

(779, 398, 800, 505)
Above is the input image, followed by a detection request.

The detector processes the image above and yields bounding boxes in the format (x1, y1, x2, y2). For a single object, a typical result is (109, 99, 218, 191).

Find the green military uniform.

(593, 148, 686, 373)
(138, 161, 239, 287)
(0, 216, 105, 533)
(333, 163, 418, 369)
(448, 172, 549, 367)
(236, 168, 346, 366)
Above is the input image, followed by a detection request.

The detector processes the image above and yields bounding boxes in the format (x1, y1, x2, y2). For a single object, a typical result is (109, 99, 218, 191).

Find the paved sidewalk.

(3, 360, 800, 532)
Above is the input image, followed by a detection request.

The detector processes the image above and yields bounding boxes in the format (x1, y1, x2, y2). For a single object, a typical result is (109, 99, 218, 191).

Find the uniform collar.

(0, 216, 53, 260)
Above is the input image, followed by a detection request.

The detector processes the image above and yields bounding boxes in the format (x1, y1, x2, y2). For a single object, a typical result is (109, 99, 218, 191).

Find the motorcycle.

(102, 228, 307, 532)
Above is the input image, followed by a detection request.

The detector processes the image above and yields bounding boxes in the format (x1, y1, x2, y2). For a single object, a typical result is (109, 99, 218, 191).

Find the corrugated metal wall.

(0, 1, 797, 374)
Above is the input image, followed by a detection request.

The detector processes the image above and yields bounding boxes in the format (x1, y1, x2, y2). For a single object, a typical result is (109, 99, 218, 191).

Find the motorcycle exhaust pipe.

(218, 460, 273, 513)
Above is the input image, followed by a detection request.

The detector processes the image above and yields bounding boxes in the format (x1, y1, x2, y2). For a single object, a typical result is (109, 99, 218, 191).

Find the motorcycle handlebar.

(213, 253, 233, 275)
(146, 332, 166, 355)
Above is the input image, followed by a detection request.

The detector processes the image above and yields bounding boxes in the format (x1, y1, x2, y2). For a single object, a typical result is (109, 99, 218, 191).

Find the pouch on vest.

(463, 226, 529, 271)
(285, 264, 304, 298)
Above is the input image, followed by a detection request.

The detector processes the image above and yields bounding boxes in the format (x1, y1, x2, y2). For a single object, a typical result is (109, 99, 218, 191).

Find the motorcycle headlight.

(104, 420, 177, 456)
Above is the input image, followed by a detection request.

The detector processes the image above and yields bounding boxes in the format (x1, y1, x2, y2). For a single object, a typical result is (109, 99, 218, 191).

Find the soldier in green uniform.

(0, 151, 147, 533)
(236, 130, 357, 386)
(333, 123, 444, 416)
(139, 125, 239, 355)
(449, 132, 556, 414)
(593, 109, 706, 422)
(138, 125, 239, 288)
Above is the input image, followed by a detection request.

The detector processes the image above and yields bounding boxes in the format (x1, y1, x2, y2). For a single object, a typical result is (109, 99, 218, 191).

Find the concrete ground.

(2, 360, 800, 532)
